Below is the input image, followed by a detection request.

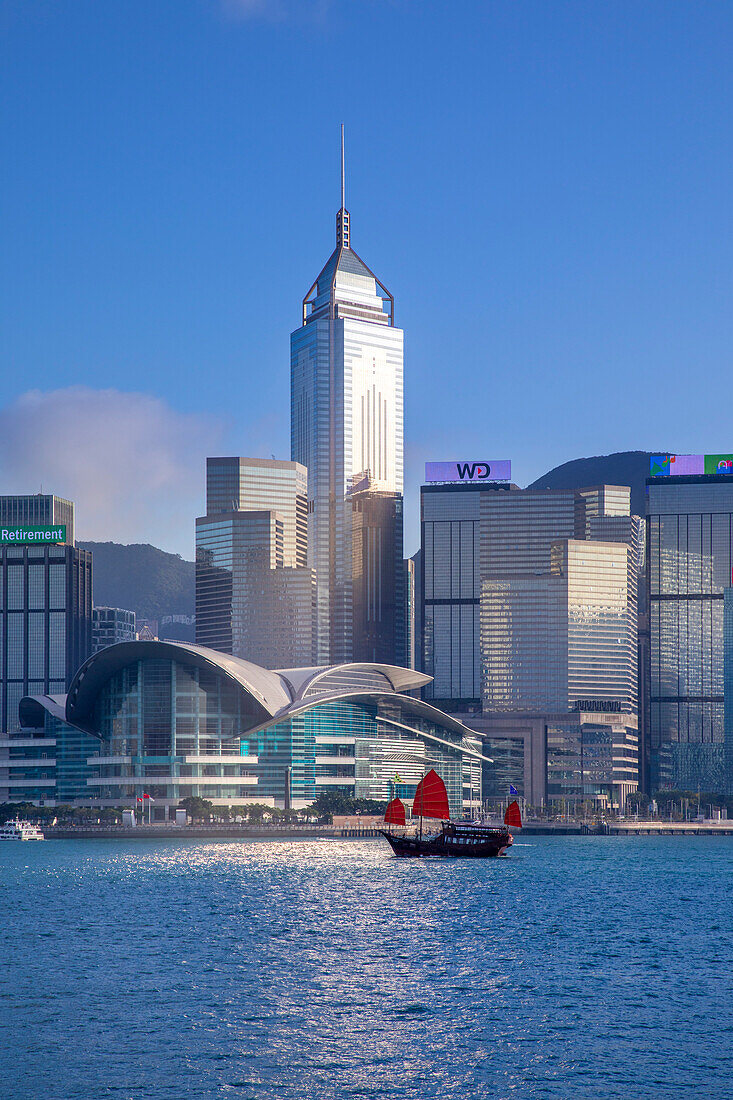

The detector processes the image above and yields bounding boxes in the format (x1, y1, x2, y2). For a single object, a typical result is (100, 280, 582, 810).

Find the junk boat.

(0, 819, 45, 841)
(380, 769, 520, 859)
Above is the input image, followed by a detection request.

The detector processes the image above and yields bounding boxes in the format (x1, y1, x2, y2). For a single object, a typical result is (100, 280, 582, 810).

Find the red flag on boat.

(412, 769, 450, 820)
(504, 800, 522, 828)
(384, 798, 406, 826)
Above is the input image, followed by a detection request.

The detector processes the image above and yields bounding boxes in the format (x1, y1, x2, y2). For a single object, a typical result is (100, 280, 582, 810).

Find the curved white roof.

(274, 662, 431, 700)
(64, 641, 435, 737)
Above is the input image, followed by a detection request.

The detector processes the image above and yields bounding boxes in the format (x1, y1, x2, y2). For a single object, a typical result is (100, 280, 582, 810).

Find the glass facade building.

(420, 482, 641, 810)
(291, 193, 404, 664)
(421, 483, 508, 710)
(0, 541, 92, 736)
(0, 494, 75, 546)
(421, 483, 642, 715)
(350, 486, 405, 666)
(195, 510, 315, 668)
(0, 640, 478, 817)
(647, 475, 733, 793)
(205, 457, 308, 569)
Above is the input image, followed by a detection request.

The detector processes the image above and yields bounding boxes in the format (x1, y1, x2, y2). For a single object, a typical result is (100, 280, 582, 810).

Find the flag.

(142, 793, 154, 801)
(136, 797, 143, 803)
(509, 785, 519, 796)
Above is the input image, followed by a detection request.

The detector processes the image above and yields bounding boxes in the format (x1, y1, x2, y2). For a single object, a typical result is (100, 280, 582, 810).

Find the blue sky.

(1, 0, 731, 555)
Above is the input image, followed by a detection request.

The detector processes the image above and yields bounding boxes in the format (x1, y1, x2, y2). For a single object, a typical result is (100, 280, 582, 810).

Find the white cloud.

(0, 387, 224, 558)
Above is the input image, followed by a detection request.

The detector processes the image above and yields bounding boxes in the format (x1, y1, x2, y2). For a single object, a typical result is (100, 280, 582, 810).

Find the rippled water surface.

(1, 836, 731, 1099)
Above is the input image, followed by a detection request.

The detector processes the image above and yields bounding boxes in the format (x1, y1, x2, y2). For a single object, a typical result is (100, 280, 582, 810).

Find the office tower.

(421, 478, 642, 712)
(291, 131, 404, 663)
(403, 556, 416, 671)
(421, 479, 516, 711)
(0, 496, 92, 737)
(482, 539, 638, 714)
(195, 508, 315, 669)
(419, 474, 643, 809)
(92, 607, 136, 653)
(480, 539, 639, 811)
(349, 483, 405, 665)
(0, 494, 75, 546)
(724, 589, 733, 795)
(206, 457, 308, 568)
(646, 466, 733, 794)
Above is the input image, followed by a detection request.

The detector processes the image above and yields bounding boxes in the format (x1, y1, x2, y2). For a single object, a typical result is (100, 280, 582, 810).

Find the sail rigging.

(504, 800, 522, 828)
(411, 769, 450, 821)
(384, 797, 406, 825)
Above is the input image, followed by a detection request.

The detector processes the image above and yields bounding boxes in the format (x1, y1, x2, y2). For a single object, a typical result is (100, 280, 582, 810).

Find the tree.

(178, 796, 214, 822)
(310, 792, 387, 823)
(244, 803, 272, 823)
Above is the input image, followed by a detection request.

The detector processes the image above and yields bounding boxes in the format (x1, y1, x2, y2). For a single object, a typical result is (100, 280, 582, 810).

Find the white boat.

(0, 819, 45, 841)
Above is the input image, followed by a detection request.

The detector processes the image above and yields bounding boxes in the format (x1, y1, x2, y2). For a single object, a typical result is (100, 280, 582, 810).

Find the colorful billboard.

(0, 525, 67, 545)
(425, 460, 511, 483)
(649, 455, 733, 477)
(649, 455, 704, 476)
(704, 454, 733, 475)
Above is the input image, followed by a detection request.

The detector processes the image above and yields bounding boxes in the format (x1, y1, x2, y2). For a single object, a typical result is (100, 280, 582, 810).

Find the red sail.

(412, 769, 450, 820)
(504, 800, 522, 828)
(384, 798, 406, 825)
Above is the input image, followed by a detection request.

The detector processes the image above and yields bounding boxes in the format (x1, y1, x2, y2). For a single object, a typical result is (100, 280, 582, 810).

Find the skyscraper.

(206, 457, 308, 568)
(195, 459, 315, 668)
(349, 482, 405, 665)
(421, 479, 517, 711)
(291, 130, 404, 663)
(0, 496, 92, 740)
(647, 470, 733, 793)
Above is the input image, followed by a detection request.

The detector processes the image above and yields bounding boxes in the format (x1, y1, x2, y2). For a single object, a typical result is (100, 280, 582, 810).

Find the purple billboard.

(425, 460, 512, 483)
(650, 454, 705, 476)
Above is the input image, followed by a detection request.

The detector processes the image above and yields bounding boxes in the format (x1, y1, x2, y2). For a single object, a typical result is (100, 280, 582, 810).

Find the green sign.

(704, 454, 733, 476)
(0, 525, 67, 545)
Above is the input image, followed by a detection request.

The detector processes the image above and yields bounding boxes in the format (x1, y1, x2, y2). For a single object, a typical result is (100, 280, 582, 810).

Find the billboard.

(650, 455, 733, 477)
(425, 460, 511, 483)
(704, 454, 733, 475)
(0, 525, 67, 545)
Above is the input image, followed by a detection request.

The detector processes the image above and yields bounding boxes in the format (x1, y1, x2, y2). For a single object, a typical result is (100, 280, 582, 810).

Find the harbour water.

(1, 836, 731, 1099)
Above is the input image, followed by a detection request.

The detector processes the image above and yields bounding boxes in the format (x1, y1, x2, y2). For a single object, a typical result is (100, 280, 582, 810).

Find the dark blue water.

(1, 836, 731, 1099)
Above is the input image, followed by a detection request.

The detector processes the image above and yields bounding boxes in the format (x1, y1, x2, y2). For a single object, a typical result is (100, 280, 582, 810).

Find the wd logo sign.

(425, 460, 511, 484)
(456, 462, 490, 480)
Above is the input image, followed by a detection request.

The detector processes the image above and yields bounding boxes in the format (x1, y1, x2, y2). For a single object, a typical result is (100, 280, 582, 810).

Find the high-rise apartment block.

(291, 137, 404, 663)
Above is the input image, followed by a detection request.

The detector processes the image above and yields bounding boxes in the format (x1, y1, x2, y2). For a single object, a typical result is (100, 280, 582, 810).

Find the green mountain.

(80, 542, 195, 622)
(527, 450, 663, 516)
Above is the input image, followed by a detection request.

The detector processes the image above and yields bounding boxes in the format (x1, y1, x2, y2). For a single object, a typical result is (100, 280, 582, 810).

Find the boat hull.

(381, 826, 512, 859)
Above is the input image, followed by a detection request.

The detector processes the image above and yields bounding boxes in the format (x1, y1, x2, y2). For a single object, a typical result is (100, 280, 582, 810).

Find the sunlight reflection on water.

(1, 835, 732, 1100)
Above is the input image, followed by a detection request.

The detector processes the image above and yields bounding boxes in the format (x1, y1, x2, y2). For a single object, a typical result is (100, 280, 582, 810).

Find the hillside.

(527, 450, 663, 516)
(80, 542, 195, 621)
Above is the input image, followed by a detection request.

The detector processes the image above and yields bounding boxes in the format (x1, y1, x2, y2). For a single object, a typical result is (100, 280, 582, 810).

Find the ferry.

(380, 769, 519, 859)
(0, 819, 45, 841)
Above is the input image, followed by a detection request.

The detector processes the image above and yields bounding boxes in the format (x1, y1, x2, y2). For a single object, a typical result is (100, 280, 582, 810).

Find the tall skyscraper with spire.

(291, 128, 404, 663)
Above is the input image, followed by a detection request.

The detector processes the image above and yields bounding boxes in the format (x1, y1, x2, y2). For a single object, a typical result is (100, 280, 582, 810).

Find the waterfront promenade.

(39, 819, 733, 839)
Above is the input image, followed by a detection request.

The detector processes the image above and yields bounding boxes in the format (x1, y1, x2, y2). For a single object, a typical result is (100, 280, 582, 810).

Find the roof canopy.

(63, 641, 432, 738)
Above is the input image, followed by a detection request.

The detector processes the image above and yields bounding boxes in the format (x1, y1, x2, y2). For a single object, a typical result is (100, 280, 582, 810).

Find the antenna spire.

(341, 123, 345, 212)
(336, 123, 350, 249)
